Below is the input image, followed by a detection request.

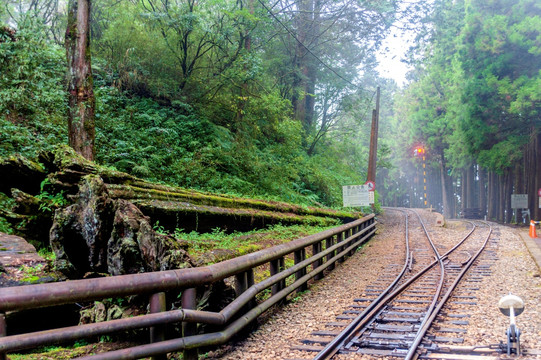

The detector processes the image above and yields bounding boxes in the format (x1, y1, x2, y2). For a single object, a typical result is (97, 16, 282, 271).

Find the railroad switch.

(498, 294, 524, 356)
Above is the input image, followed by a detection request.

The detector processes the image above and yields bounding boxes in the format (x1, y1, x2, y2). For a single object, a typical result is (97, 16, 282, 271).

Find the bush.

(0, 16, 67, 158)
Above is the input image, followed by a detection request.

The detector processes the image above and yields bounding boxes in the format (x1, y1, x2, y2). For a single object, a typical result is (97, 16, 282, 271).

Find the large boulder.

(50, 175, 114, 278)
(51, 175, 192, 278)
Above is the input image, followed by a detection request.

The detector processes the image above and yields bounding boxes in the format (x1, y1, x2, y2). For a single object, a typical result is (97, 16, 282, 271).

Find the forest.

(1, 0, 541, 229)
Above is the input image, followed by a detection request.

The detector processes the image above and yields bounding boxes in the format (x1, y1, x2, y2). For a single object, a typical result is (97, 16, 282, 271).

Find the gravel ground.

(206, 210, 541, 360)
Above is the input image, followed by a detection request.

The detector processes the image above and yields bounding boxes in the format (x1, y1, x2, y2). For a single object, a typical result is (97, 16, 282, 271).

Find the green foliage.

(176, 223, 335, 256)
(0, 0, 394, 212)
(37, 247, 56, 261)
(394, 0, 541, 185)
(17, 263, 45, 283)
(0, 15, 67, 159)
(35, 179, 67, 213)
(0, 192, 15, 234)
(152, 220, 167, 235)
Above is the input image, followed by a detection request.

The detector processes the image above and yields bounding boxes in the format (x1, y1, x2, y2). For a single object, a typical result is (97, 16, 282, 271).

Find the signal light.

(414, 146, 425, 156)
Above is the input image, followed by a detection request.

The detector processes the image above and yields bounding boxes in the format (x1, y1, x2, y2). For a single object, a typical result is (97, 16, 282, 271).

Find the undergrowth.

(173, 223, 336, 259)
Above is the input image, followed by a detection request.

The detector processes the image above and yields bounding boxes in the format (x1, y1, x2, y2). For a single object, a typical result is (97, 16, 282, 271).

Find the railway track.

(289, 208, 507, 360)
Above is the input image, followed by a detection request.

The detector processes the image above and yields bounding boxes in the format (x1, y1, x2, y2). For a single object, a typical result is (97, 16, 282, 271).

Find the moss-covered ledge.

(1, 145, 362, 240)
(133, 199, 342, 233)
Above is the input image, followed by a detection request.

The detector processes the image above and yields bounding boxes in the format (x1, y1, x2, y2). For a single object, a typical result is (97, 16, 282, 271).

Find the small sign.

(343, 185, 370, 207)
(364, 180, 376, 191)
(511, 194, 528, 209)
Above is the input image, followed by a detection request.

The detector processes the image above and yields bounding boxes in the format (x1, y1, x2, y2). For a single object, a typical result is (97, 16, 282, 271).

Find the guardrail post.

(294, 248, 307, 293)
(182, 288, 198, 360)
(246, 268, 255, 308)
(349, 226, 358, 256)
(270, 257, 285, 296)
(313, 241, 323, 280)
(345, 228, 353, 257)
(150, 292, 167, 360)
(236, 269, 256, 310)
(0, 312, 6, 360)
(326, 236, 335, 271)
(337, 232, 345, 263)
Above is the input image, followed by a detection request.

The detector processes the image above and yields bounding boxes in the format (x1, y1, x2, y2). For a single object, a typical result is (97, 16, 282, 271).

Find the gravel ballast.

(206, 210, 541, 360)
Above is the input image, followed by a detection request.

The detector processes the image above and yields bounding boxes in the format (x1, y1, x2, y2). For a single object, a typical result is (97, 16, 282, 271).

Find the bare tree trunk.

(460, 170, 466, 215)
(526, 128, 535, 219)
(535, 131, 541, 220)
(466, 163, 474, 208)
(66, 0, 95, 161)
(293, 0, 318, 131)
(303, 0, 319, 130)
(487, 171, 496, 220)
(439, 151, 452, 218)
(498, 174, 504, 222)
(514, 161, 523, 222)
(503, 168, 512, 223)
(478, 166, 487, 218)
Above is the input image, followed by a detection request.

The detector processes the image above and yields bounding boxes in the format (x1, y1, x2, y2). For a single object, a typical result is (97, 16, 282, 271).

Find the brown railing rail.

(0, 214, 376, 360)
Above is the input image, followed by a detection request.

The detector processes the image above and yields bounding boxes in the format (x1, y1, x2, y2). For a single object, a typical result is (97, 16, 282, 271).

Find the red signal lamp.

(414, 146, 425, 156)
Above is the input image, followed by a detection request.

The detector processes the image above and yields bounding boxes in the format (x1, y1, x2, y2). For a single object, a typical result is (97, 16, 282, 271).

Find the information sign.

(343, 185, 371, 207)
(511, 194, 528, 209)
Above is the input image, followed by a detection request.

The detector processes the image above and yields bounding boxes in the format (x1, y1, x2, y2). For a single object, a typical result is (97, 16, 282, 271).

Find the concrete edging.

(519, 231, 541, 273)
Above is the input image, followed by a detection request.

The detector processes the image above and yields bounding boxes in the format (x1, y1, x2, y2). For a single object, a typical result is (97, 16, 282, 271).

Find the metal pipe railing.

(77, 225, 377, 360)
(0, 214, 376, 359)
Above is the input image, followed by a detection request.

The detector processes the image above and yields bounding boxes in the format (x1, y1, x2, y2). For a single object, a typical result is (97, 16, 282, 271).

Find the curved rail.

(404, 220, 492, 359)
(313, 208, 482, 360)
(313, 208, 412, 360)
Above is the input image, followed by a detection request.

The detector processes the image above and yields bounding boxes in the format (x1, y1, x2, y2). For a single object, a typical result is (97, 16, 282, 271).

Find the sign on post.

(511, 194, 528, 209)
(343, 185, 372, 207)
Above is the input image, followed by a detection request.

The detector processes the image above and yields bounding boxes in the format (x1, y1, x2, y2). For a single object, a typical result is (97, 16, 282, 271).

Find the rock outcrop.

(0, 145, 360, 278)
(50, 175, 192, 277)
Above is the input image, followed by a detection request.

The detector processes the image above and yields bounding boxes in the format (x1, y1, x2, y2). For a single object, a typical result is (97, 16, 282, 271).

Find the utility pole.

(367, 86, 380, 183)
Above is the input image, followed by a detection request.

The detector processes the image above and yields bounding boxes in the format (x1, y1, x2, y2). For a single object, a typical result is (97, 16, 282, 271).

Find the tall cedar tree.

(65, 0, 95, 160)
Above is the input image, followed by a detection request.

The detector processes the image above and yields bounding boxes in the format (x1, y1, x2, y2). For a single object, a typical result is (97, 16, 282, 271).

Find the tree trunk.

(65, 0, 95, 161)
(466, 163, 474, 208)
(497, 174, 504, 222)
(534, 131, 541, 220)
(478, 166, 486, 219)
(439, 151, 452, 218)
(487, 171, 496, 220)
(503, 168, 512, 223)
(514, 161, 523, 222)
(292, 0, 318, 131)
(460, 170, 466, 215)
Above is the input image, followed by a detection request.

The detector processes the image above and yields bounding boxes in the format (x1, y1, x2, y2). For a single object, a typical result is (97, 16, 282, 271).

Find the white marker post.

(498, 294, 524, 356)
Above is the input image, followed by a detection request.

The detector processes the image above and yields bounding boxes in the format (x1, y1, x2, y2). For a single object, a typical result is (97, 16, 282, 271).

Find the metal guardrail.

(0, 214, 376, 360)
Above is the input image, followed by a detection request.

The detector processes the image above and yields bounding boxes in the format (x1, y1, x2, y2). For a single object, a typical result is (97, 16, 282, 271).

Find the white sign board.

(511, 194, 528, 209)
(343, 185, 372, 207)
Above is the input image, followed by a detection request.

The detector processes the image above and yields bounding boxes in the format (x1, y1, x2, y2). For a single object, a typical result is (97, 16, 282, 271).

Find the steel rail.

(404, 220, 493, 360)
(313, 208, 477, 360)
(313, 208, 411, 360)
(403, 209, 452, 360)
